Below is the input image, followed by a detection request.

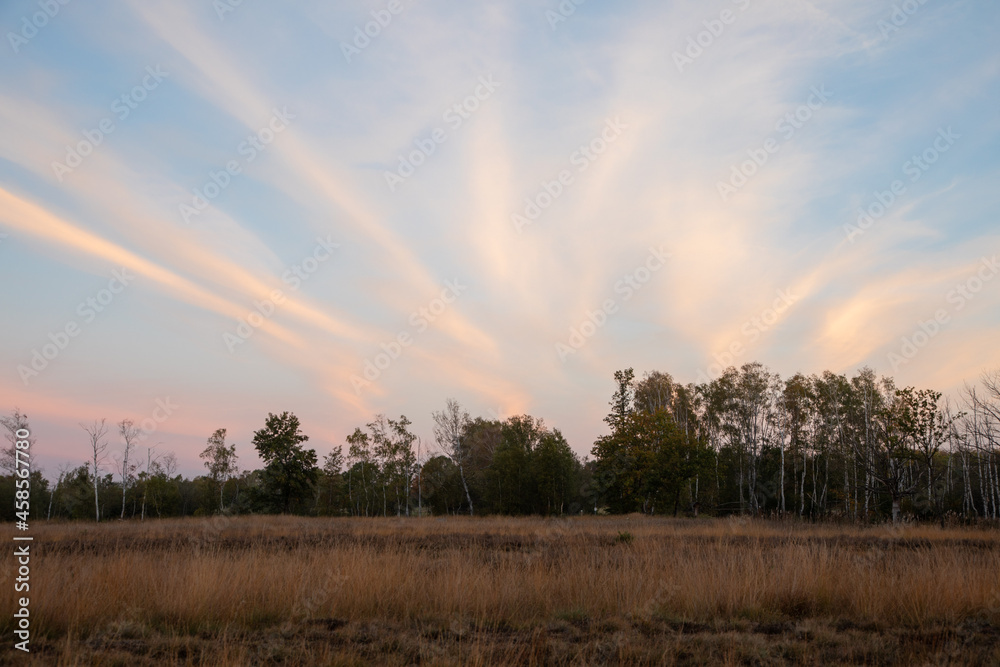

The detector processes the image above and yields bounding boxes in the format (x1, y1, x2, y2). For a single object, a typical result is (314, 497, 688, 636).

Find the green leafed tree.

(315, 446, 347, 515)
(252, 412, 318, 514)
(594, 368, 713, 515)
(488, 415, 545, 514)
(200, 428, 238, 512)
(530, 429, 580, 515)
(345, 427, 377, 516)
(419, 455, 465, 515)
(368, 414, 417, 516)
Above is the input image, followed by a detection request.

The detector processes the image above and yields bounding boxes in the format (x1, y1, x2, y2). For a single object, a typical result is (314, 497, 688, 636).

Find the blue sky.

(1, 0, 998, 478)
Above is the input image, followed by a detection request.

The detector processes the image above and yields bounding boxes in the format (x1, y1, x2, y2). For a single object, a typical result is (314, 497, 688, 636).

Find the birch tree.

(635, 371, 674, 414)
(138, 447, 161, 520)
(898, 388, 959, 521)
(201, 428, 238, 511)
(432, 399, 474, 515)
(366, 414, 417, 516)
(81, 419, 109, 521)
(868, 379, 921, 524)
(117, 419, 140, 518)
(705, 363, 780, 514)
(781, 374, 813, 516)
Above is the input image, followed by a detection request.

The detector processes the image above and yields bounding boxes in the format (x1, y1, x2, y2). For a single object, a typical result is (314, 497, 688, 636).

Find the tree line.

(3, 362, 999, 523)
(593, 364, 1000, 524)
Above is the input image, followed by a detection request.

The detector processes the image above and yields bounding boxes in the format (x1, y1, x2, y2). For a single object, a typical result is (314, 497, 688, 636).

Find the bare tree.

(416, 437, 423, 517)
(1, 408, 34, 475)
(48, 464, 71, 520)
(117, 419, 140, 519)
(432, 399, 473, 515)
(81, 419, 109, 522)
(962, 372, 1000, 518)
(161, 451, 178, 478)
(140, 446, 162, 521)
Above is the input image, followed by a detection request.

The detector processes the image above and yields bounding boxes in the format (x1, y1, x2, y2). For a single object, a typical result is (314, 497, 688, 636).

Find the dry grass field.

(2, 515, 999, 665)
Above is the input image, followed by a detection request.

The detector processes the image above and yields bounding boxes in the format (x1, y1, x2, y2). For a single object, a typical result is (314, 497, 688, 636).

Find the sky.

(1, 0, 998, 480)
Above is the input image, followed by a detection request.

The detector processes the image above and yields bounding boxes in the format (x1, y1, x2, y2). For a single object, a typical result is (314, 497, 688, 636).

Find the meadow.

(2, 515, 999, 665)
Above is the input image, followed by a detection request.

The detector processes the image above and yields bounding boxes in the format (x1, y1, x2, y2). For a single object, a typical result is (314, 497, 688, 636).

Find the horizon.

(2, 0, 999, 479)
(5, 359, 995, 483)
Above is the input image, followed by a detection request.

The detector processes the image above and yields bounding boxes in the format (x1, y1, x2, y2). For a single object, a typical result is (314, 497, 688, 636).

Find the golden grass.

(3, 516, 999, 665)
